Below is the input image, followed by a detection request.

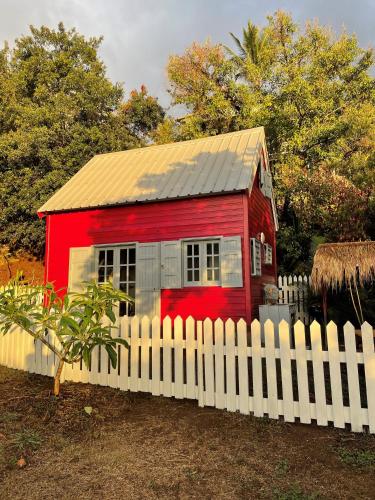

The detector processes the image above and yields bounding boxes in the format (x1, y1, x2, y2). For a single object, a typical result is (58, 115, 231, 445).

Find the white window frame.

(95, 245, 136, 316)
(183, 239, 221, 287)
(250, 238, 262, 277)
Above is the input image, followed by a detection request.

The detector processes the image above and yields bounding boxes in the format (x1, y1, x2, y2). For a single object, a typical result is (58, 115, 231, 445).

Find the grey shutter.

(264, 243, 273, 265)
(135, 242, 161, 318)
(221, 236, 243, 288)
(250, 238, 262, 276)
(161, 240, 182, 289)
(264, 170, 273, 198)
(68, 246, 95, 292)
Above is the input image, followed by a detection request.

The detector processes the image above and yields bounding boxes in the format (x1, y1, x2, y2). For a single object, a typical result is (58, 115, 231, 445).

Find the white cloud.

(0, 0, 373, 109)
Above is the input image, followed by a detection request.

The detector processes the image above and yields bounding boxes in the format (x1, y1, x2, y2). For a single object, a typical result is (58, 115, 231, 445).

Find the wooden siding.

(46, 193, 249, 321)
(248, 171, 277, 319)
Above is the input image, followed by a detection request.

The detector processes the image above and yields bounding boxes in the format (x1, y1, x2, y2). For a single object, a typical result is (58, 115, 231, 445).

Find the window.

(97, 249, 114, 283)
(96, 246, 136, 316)
(264, 243, 273, 265)
(184, 240, 220, 286)
(250, 238, 262, 276)
(119, 247, 136, 317)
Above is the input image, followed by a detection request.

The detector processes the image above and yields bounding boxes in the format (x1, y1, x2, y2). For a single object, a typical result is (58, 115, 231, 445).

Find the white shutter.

(221, 236, 243, 288)
(251, 238, 262, 276)
(161, 240, 182, 289)
(68, 246, 95, 292)
(135, 242, 161, 318)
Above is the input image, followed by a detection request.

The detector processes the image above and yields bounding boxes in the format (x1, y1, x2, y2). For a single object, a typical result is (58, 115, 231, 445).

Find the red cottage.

(38, 127, 278, 323)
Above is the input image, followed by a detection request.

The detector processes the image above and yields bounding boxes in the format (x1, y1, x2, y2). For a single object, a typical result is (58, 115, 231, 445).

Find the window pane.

(128, 283, 135, 299)
(213, 243, 219, 254)
(214, 256, 219, 267)
(128, 302, 135, 316)
(128, 266, 136, 282)
(120, 266, 127, 282)
(214, 269, 220, 281)
(98, 267, 105, 282)
(194, 270, 200, 281)
(207, 269, 212, 281)
(106, 250, 114, 266)
(194, 245, 199, 256)
(98, 250, 105, 266)
(120, 282, 127, 292)
(120, 249, 127, 265)
(194, 257, 199, 268)
(119, 302, 127, 317)
(207, 256, 212, 267)
(207, 243, 212, 253)
(106, 267, 113, 280)
(187, 270, 193, 282)
(129, 248, 136, 264)
(187, 245, 192, 256)
(187, 257, 192, 268)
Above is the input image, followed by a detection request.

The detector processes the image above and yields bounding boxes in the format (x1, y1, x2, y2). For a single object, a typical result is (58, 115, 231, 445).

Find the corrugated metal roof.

(38, 127, 266, 214)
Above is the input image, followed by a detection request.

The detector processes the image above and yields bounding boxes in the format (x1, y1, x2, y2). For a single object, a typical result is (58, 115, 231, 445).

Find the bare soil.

(0, 366, 374, 500)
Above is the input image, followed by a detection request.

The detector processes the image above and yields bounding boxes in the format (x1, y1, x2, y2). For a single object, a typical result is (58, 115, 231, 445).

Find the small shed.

(38, 127, 278, 322)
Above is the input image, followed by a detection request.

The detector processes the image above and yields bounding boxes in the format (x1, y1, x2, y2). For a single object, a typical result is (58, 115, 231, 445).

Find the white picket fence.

(278, 274, 311, 323)
(0, 316, 375, 434)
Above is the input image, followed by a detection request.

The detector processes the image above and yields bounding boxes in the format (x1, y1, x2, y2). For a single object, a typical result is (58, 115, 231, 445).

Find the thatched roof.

(311, 241, 375, 292)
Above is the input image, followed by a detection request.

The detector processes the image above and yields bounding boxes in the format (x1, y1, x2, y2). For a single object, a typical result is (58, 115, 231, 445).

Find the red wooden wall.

(44, 185, 277, 322)
(248, 172, 278, 319)
(45, 193, 250, 322)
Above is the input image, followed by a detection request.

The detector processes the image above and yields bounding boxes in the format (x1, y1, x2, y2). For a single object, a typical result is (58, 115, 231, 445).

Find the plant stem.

(353, 278, 364, 324)
(348, 280, 361, 327)
(54, 358, 65, 397)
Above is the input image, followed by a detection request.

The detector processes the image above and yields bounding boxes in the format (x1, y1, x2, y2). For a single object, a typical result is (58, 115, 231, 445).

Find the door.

(135, 242, 161, 318)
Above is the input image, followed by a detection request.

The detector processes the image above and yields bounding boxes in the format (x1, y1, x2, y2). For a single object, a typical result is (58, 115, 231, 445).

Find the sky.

(1, 0, 374, 110)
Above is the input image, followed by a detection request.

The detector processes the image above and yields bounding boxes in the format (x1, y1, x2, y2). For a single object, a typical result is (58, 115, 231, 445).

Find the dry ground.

(0, 366, 374, 499)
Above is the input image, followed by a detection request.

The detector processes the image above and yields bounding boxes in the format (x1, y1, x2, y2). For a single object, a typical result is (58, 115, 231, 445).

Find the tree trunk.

(54, 358, 65, 397)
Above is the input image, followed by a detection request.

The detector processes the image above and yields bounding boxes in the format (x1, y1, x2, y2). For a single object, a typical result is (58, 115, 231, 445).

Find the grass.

(273, 484, 320, 500)
(0, 365, 375, 499)
(336, 446, 375, 468)
(13, 430, 42, 452)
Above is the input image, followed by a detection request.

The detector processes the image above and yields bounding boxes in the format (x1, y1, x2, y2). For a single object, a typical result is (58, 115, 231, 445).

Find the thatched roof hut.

(311, 241, 375, 292)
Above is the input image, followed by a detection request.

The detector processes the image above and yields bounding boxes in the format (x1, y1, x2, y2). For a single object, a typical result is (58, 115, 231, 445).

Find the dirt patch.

(0, 366, 374, 499)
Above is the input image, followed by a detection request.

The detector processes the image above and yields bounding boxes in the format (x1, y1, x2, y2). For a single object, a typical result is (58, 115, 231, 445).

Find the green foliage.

(166, 12, 375, 271)
(0, 278, 131, 375)
(13, 429, 42, 452)
(0, 24, 165, 257)
(119, 85, 165, 142)
(336, 447, 375, 468)
(167, 41, 254, 138)
(273, 484, 319, 500)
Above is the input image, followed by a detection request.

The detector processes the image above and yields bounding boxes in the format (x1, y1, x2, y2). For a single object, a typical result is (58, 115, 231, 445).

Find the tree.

(119, 85, 165, 143)
(166, 12, 375, 270)
(0, 24, 165, 257)
(167, 41, 255, 139)
(0, 279, 131, 396)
